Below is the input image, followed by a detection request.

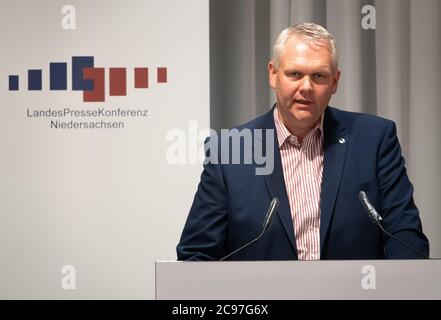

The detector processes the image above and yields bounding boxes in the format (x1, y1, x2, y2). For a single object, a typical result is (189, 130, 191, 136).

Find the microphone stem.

(376, 222, 428, 259)
(219, 228, 267, 261)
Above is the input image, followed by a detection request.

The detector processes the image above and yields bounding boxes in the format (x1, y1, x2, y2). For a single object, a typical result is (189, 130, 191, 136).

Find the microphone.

(358, 191, 428, 259)
(359, 191, 383, 224)
(219, 198, 279, 261)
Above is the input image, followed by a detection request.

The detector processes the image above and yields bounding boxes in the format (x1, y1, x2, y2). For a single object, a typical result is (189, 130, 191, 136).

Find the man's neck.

(276, 108, 319, 144)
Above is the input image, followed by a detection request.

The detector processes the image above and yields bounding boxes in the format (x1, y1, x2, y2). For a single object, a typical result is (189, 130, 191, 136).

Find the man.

(177, 23, 429, 260)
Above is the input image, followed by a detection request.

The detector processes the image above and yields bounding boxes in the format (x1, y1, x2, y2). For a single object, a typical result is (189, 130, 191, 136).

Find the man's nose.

(299, 76, 313, 93)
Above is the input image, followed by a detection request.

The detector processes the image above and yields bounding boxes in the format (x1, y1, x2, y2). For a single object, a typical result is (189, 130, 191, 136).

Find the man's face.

(269, 36, 340, 133)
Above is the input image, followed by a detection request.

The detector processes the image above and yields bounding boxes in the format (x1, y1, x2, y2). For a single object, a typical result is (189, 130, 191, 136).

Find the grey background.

(210, 0, 441, 258)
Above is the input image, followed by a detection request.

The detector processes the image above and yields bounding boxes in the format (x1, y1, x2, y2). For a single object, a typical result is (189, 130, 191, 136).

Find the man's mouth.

(294, 99, 314, 105)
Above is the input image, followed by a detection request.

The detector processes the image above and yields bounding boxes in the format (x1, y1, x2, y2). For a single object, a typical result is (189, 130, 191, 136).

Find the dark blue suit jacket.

(177, 106, 429, 260)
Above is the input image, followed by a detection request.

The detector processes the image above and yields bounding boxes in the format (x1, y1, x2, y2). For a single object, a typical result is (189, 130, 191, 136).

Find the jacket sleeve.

(377, 121, 430, 258)
(176, 135, 229, 260)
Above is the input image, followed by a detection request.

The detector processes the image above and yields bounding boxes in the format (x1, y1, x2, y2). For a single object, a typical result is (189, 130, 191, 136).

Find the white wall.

(0, 0, 209, 299)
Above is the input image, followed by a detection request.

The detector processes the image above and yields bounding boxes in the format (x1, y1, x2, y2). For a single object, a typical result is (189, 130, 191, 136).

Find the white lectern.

(156, 260, 441, 300)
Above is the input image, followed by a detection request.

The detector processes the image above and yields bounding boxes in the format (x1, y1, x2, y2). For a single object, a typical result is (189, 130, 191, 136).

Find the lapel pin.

(338, 138, 346, 144)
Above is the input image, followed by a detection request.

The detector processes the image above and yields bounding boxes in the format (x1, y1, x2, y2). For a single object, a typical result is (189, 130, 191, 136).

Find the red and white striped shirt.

(274, 107, 324, 260)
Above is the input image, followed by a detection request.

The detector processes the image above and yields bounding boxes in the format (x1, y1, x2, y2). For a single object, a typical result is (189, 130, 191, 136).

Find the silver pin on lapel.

(338, 138, 346, 144)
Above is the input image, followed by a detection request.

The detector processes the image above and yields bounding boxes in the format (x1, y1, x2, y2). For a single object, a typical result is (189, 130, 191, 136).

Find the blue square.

(9, 75, 19, 90)
(28, 70, 42, 90)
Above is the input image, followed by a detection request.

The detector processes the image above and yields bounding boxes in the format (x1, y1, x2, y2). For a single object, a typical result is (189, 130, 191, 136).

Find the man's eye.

(289, 72, 301, 77)
(314, 73, 328, 80)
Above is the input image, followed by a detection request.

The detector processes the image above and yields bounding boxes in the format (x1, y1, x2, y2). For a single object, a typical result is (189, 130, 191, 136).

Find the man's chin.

(291, 110, 315, 121)
(279, 106, 318, 124)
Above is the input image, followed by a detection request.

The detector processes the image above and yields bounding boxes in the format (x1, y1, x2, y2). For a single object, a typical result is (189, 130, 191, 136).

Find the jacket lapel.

(319, 107, 348, 254)
(260, 107, 297, 255)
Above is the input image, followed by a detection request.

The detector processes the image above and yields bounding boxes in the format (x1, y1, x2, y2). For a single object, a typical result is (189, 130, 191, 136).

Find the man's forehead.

(280, 56, 332, 71)
(281, 37, 332, 69)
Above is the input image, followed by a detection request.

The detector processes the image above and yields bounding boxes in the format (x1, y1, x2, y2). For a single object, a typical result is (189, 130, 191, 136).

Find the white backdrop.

(0, 0, 209, 299)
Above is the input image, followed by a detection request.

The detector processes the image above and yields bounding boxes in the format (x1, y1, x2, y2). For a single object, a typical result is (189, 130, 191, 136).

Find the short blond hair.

(272, 22, 338, 71)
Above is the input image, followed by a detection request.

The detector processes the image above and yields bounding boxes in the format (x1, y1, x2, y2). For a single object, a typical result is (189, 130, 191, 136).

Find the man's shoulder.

(328, 106, 395, 130)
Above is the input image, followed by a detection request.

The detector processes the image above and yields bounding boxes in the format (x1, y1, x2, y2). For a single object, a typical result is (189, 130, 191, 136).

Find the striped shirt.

(274, 107, 324, 260)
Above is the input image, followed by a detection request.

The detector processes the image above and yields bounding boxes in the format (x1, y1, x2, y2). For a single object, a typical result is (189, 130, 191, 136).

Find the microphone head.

(263, 198, 279, 230)
(358, 191, 382, 224)
(358, 191, 368, 208)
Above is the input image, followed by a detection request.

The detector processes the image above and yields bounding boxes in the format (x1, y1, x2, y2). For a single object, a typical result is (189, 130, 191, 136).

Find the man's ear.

(268, 61, 277, 89)
(331, 69, 341, 94)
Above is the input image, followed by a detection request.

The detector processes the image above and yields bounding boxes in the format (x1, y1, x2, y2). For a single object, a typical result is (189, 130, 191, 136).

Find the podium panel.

(156, 260, 441, 300)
